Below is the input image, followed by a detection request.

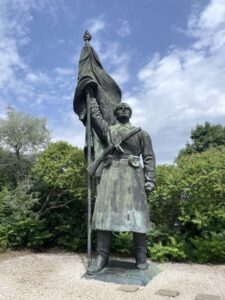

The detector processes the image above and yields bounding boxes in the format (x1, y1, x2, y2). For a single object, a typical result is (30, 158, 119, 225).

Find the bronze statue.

(73, 31, 156, 275)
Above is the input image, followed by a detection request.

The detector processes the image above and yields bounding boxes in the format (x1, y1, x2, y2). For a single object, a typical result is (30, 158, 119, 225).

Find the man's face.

(116, 105, 131, 122)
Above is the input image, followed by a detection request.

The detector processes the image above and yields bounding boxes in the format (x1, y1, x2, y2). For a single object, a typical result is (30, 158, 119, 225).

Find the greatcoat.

(90, 99, 156, 233)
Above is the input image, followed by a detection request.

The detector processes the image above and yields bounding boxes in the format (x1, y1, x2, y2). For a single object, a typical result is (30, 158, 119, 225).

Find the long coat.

(90, 99, 156, 233)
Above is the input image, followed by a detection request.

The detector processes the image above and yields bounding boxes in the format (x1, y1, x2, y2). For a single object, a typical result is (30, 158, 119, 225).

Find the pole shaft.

(86, 93, 92, 265)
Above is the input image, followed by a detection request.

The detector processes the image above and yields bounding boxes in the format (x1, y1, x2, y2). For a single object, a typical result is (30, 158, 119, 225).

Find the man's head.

(114, 102, 132, 123)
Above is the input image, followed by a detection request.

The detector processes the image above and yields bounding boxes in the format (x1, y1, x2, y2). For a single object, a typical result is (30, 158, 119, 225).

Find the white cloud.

(83, 15, 132, 87)
(100, 42, 129, 66)
(110, 66, 130, 86)
(55, 67, 74, 76)
(90, 40, 131, 87)
(0, 1, 41, 102)
(25, 72, 51, 83)
(0, 0, 75, 112)
(127, 0, 225, 163)
(87, 16, 106, 35)
(187, 0, 225, 51)
(117, 19, 131, 37)
(0, 100, 7, 119)
(198, 0, 225, 30)
(52, 127, 85, 149)
(51, 111, 85, 149)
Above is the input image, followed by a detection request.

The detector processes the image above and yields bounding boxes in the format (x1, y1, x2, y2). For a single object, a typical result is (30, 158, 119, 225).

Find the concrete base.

(83, 259, 161, 286)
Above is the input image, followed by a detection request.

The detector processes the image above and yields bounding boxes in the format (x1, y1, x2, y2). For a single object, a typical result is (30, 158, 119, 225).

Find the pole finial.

(83, 30, 92, 44)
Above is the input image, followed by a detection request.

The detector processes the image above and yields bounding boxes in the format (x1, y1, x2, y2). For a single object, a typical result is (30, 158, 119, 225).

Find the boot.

(86, 231, 111, 275)
(86, 254, 108, 275)
(133, 232, 148, 270)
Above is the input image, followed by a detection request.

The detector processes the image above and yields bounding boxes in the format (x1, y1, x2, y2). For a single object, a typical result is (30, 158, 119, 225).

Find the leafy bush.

(6, 217, 52, 249)
(0, 225, 9, 251)
(148, 238, 186, 262)
(32, 141, 87, 198)
(148, 146, 225, 263)
(31, 141, 88, 251)
(43, 200, 88, 251)
(0, 141, 90, 252)
(190, 232, 225, 263)
(0, 184, 51, 250)
(1, 140, 224, 263)
(111, 232, 133, 255)
(0, 185, 39, 221)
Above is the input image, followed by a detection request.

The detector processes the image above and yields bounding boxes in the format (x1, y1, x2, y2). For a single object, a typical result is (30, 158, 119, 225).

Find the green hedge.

(148, 146, 225, 263)
(0, 143, 224, 263)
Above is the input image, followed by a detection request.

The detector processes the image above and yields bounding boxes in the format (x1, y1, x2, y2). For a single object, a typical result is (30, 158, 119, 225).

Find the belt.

(105, 154, 137, 160)
(105, 154, 130, 160)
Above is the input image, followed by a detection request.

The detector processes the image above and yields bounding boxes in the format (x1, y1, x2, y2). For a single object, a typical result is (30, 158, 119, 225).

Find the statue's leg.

(86, 230, 111, 275)
(133, 232, 148, 270)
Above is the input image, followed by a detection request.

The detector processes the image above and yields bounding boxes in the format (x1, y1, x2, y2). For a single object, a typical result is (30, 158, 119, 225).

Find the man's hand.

(145, 182, 155, 192)
(84, 87, 94, 98)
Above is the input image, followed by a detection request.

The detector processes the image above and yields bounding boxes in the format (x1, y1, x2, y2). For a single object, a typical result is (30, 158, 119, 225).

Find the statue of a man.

(86, 90, 156, 275)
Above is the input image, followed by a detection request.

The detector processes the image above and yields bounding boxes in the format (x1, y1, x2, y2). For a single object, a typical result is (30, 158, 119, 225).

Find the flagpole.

(83, 30, 92, 265)
(86, 91, 92, 265)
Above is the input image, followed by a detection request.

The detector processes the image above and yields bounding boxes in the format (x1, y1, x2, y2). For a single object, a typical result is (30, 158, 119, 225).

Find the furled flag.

(73, 31, 122, 126)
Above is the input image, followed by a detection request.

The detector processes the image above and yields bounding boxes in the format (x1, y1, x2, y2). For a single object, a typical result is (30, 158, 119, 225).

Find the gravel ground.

(0, 251, 224, 300)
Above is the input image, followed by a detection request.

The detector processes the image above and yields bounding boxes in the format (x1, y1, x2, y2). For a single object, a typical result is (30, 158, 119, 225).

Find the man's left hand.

(145, 182, 155, 192)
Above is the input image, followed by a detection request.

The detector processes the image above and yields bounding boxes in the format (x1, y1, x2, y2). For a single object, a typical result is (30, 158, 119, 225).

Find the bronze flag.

(73, 31, 122, 126)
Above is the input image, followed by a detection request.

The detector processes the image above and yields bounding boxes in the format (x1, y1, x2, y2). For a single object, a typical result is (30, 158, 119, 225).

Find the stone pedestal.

(83, 259, 160, 286)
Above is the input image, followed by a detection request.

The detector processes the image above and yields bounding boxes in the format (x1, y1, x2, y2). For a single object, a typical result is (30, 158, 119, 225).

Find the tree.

(0, 107, 50, 160)
(32, 141, 88, 251)
(0, 107, 51, 185)
(32, 141, 87, 216)
(0, 147, 18, 188)
(148, 146, 225, 263)
(177, 122, 225, 158)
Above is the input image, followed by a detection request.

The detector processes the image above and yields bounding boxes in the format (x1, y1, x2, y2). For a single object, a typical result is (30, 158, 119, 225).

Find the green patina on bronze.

(73, 31, 121, 125)
(73, 32, 156, 274)
(73, 35, 122, 176)
(93, 158, 150, 232)
(90, 99, 156, 233)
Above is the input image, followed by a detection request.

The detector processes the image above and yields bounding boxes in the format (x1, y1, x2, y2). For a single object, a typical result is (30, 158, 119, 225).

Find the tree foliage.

(0, 107, 50, 159)
(0, 147, 18, 188)
(0, 147, 36, 188)
(0, 183, 51, 250)
(148, 146, 225, 263)
(0, 141, 88, 251)
(0, 108, 51, 186)
(32, 141, 87, 206)
(178, 122, 225, 158)
(31, 141, 88, 250)
(0, 114, 225, 263)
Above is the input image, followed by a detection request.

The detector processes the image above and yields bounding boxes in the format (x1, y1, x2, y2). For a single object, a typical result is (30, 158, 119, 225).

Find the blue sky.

(1, 0, 225, 164)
